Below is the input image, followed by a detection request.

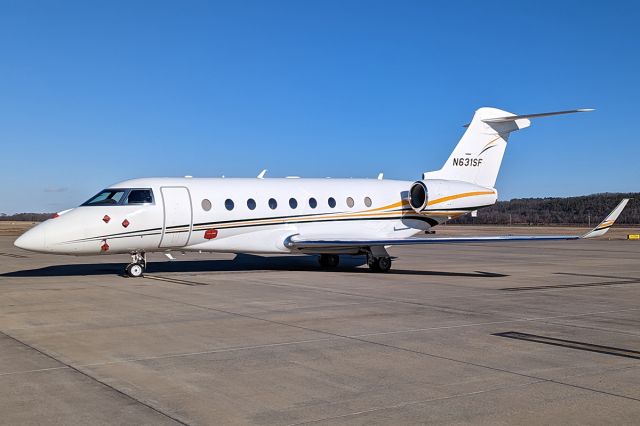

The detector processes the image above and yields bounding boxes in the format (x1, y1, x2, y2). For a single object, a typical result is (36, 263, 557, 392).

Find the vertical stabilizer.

(423, 107, 529, 187)
(423, 107, 593, 188)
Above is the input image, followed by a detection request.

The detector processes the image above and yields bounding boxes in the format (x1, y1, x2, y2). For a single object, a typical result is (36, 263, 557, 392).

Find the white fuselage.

(14, 177, 497, 255)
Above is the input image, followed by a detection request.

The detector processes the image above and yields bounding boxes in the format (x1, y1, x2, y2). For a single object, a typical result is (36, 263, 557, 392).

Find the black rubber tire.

(125, 263, 144, 278)
(369, 257, 392, 273)
(319, 254, 339, 268)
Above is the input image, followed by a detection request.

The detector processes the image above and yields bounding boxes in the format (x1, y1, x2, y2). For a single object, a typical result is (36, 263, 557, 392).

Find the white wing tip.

(582, 198, 630, 239)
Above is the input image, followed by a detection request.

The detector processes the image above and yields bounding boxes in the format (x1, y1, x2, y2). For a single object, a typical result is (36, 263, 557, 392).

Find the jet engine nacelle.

(408, 179, 497, 212)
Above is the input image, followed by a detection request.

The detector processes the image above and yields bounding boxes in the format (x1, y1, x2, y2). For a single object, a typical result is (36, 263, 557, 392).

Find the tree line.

(0, 213, 53, 222)
(453, 192, 640, 225)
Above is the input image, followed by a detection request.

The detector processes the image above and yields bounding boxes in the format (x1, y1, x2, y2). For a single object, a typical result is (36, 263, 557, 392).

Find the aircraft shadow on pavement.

(1, 254, 508, 278)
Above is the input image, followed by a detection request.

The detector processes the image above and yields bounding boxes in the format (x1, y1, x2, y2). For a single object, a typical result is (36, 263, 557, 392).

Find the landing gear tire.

(125, 262, 144, 278)
(369, 256, 392, 273)
(318, 254, 340, 268)
(125, 252, 146, 278)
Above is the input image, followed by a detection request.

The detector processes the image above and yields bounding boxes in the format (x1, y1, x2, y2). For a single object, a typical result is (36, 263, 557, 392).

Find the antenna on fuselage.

(257, 169, 267, 179)
(377, 172, 384, 180)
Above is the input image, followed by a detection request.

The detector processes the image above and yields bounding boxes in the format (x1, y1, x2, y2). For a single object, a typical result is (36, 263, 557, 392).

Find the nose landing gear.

(125, 252, 146, 278)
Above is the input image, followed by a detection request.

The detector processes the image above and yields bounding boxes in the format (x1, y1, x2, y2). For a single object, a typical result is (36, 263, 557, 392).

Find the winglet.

(257, 169, 267, 179)
(582, 199, 630, 239)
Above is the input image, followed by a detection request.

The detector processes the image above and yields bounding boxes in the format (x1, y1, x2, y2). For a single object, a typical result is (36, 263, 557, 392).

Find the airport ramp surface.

(0, 229, 639, 425)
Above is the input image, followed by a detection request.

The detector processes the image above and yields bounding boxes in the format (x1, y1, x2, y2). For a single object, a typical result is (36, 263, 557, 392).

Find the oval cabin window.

(201, 199, 212, 211)
(346, 197, 355, 208)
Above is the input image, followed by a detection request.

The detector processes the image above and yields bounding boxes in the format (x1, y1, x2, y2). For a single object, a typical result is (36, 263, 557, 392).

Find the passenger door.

(159, 187, 192, 248)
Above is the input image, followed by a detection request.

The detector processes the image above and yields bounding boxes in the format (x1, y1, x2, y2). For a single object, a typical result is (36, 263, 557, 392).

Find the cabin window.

(83, 189, 127, 206)
(269, 198, 278, 209)
(289, 198, 298, 209)
(247, 198, 256, 210)
(364, 197, 372, 207)
(201, 199, 212, 211)
(126, 189, 153, 204)
(346, 197, 354, 208)
(328, 197, 336, 208)
(225, 199, 235, 211)
(309, 197, 317, 209)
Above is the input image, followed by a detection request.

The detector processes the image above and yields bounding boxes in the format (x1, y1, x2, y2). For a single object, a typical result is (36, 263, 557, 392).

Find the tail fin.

(423, 107, 593, 188)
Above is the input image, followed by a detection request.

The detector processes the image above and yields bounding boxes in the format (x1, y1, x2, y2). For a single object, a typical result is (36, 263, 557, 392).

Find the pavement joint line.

(239, 276, 520, 319)
(287, 379, 549, 425)
(115, 274, 522, 322)
(500, 279, 640, 292)
(96, 285, 640, 404)
(539, 320, 640, 337)
(239, 276, 640, 330)
(352, 307, 640, 338)
(493, 332, 640, 360)
(290, 361, 640, 425)
(0, 330, 190, 426)
(72, 308, 640, 368)
(555, 272, 640, 281)
(237, 273, 640, 312)
(0, 365, 70, 377)
(81, 336, 341, 367)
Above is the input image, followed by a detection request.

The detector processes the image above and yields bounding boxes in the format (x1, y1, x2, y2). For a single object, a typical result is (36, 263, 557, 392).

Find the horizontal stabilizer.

(482, 108, 594, 124)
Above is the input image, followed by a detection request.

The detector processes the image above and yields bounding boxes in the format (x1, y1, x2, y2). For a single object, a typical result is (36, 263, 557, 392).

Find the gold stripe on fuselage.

(189, 190, 488, 231)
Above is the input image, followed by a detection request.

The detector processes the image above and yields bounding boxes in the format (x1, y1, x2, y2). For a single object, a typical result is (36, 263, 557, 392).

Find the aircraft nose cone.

(14, 227, 46, 252)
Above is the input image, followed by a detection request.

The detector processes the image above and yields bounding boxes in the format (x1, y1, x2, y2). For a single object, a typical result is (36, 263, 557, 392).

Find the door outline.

(158, 186, 193, 248)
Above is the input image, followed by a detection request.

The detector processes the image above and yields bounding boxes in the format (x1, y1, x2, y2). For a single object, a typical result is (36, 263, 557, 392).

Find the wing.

(286, 199, 630, 250)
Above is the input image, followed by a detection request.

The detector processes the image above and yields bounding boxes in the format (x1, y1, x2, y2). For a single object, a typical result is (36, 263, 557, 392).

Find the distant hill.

(0, 213, 53, 222)
(453, 193, 639, 225)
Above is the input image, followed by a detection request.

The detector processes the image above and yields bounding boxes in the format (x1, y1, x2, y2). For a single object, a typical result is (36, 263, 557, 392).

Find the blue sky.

(1, 1, 639, 213)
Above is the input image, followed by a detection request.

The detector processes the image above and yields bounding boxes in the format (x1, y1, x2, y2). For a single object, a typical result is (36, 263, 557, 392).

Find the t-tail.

(423, 107, 594, 187)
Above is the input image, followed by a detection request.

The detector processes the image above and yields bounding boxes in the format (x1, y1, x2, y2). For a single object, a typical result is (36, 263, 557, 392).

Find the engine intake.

(409, 181, 428, 212)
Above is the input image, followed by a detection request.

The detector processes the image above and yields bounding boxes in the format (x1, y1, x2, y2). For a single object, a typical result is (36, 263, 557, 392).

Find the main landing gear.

(317, 252, 392, 272)
(125, 252, 146, 278)
(367, 255, 392, 273)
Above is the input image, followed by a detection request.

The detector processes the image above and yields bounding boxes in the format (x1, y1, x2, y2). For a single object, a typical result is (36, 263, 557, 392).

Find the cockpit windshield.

(82, 188, 154, 206)
(83, 189, 127, 205)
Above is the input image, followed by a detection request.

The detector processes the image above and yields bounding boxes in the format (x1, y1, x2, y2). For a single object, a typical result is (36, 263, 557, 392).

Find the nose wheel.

(125, 252, 146, 278)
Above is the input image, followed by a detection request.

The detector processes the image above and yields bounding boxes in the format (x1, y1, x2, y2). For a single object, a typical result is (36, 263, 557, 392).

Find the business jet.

(15, 107, 629, 277)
